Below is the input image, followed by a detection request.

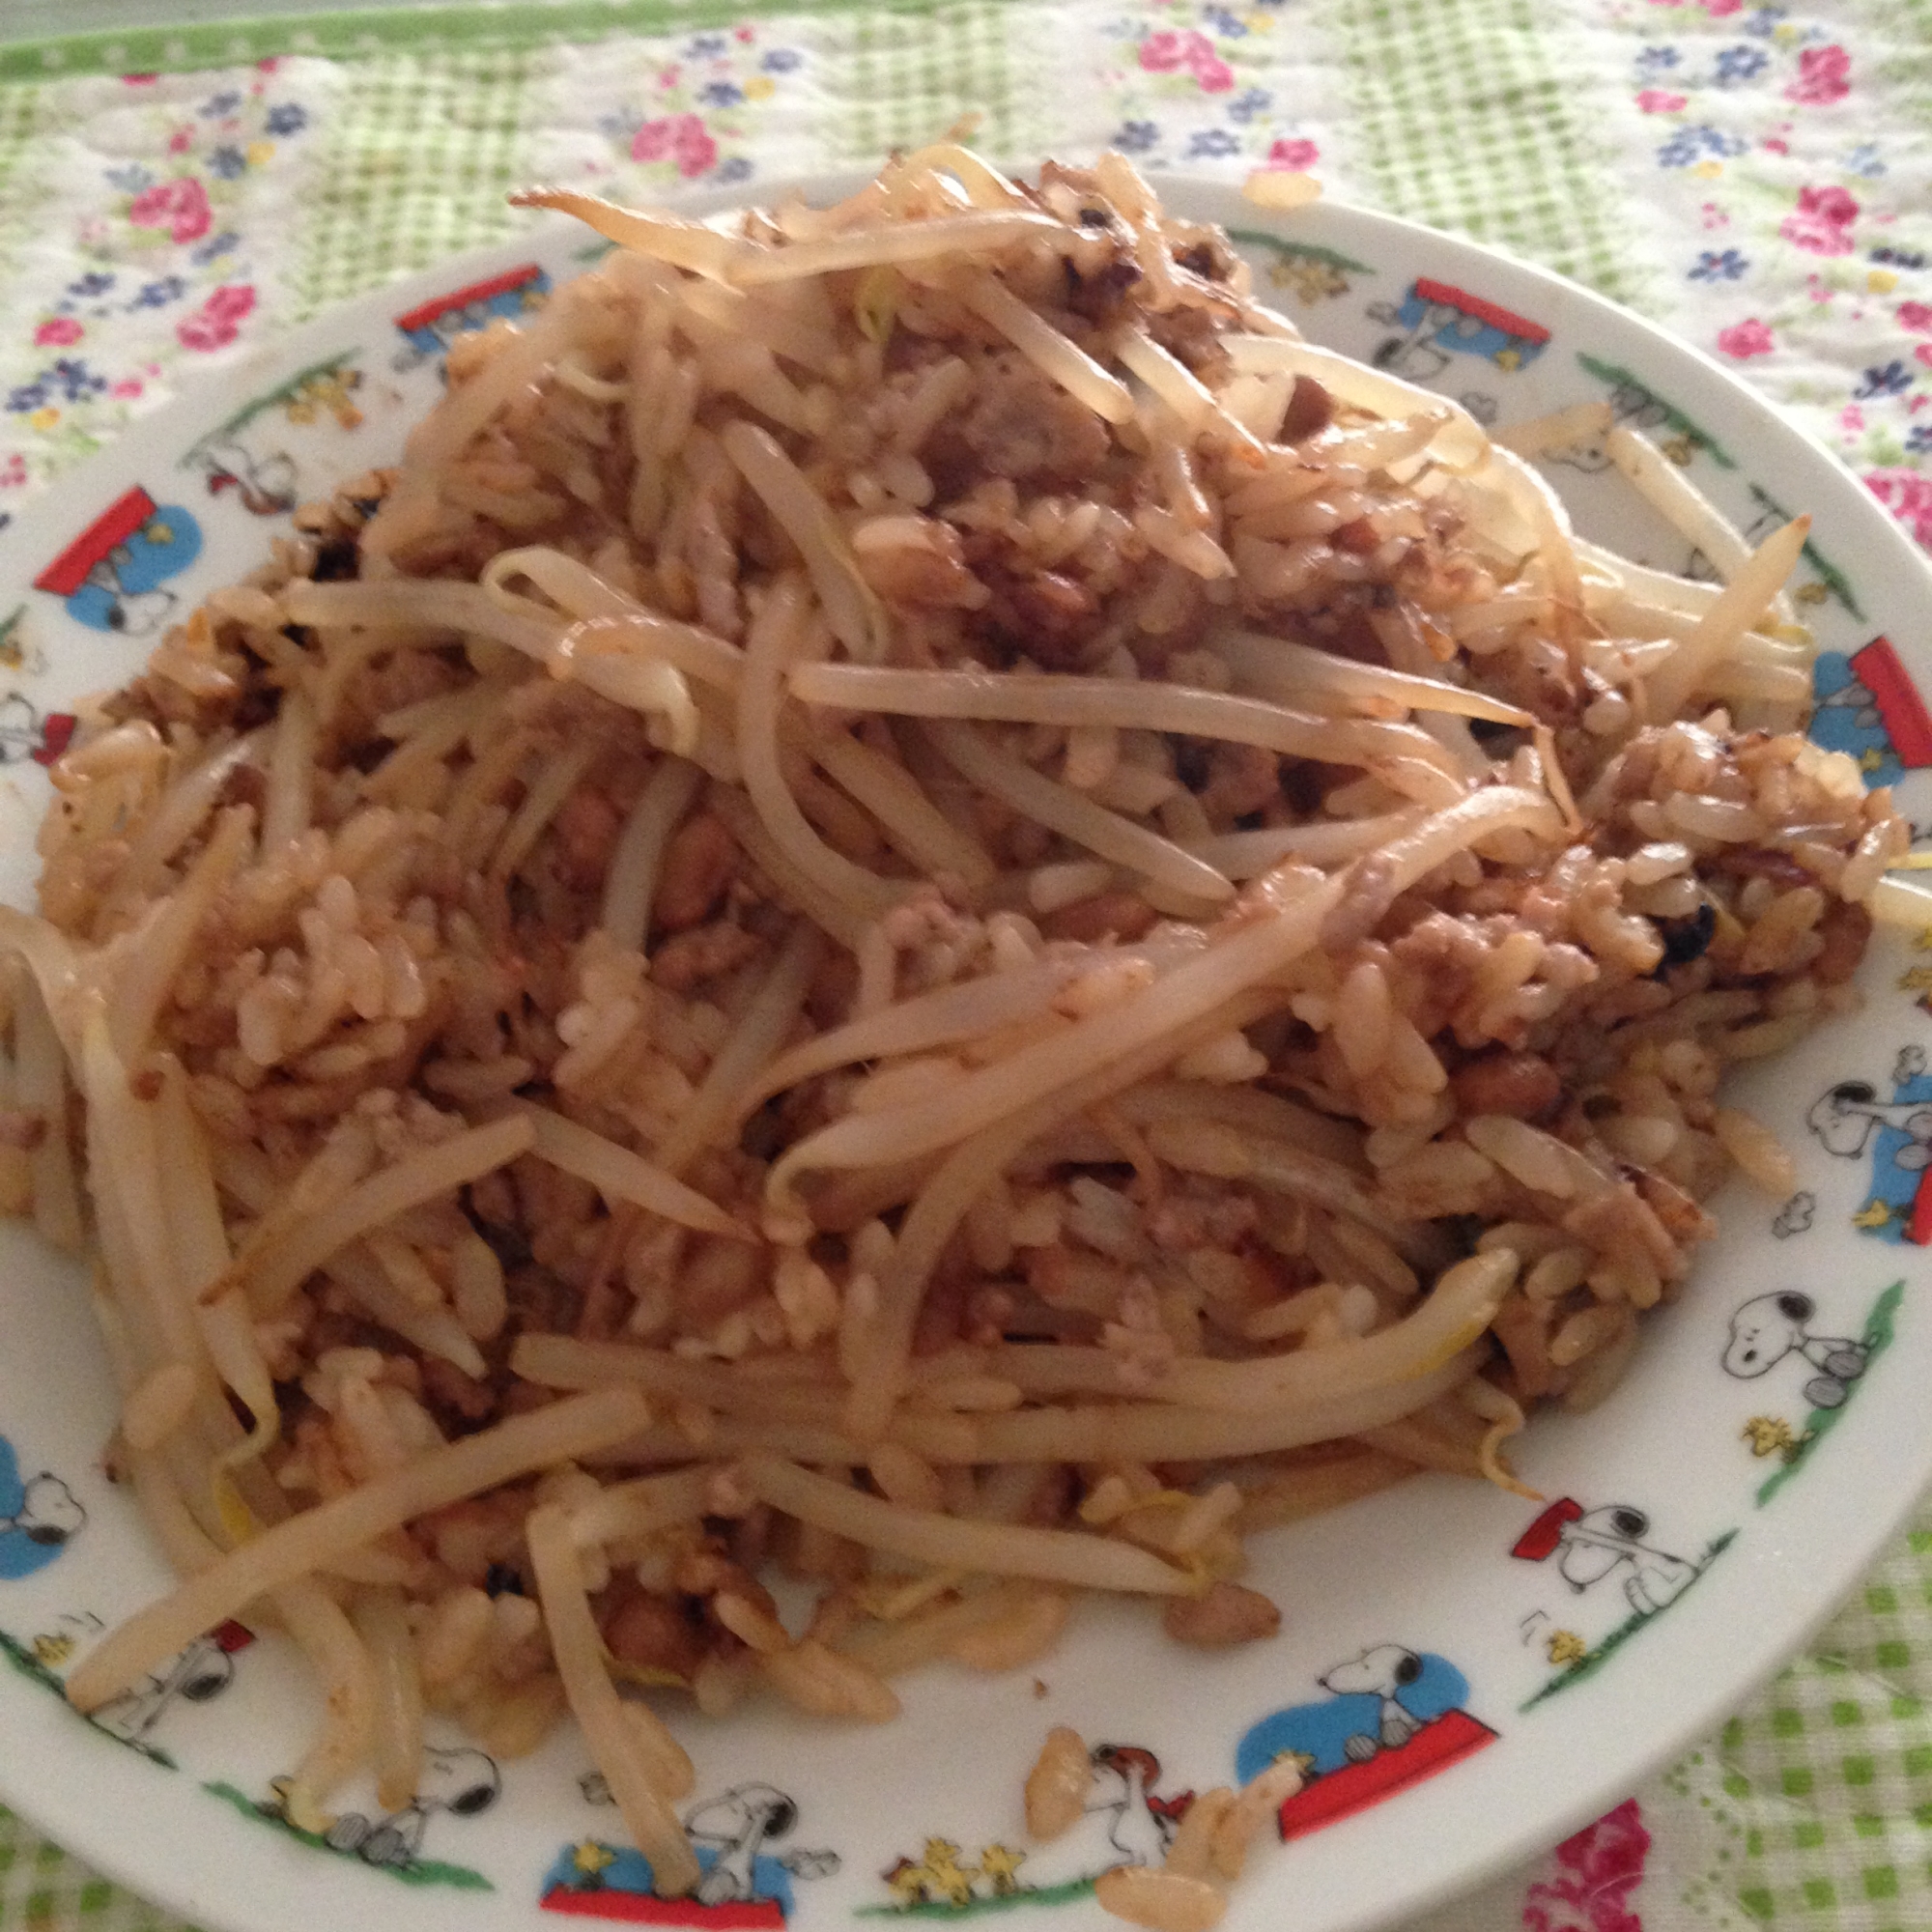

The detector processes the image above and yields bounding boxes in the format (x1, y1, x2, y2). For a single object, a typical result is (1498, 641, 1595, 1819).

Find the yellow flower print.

(28, 407, 57, 431)
(33, 1632, 76, 1667)
(1244, 11, 1274, 28)
(1691, 160, 1724, 181)
(1547, 1630, 1586, 1667)
(744, 74, 775, 100)
(1869, 269, 1900, 295)
(1852, 1199, 1893, 1231)
(246, 139, 275, 167)
(1661, 435, 1694, 467)
(1743, 1416, 1797, 1459)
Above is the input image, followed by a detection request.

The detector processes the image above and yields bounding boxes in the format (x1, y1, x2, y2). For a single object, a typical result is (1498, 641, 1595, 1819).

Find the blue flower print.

(1201, 6, 1247, 35)
(67, 271, 114, 298)
(1714, 45, 1768, 86)
(1846, 144, 1886, 179)
(264, 101, 307, 136)
(1873, 245, 1929, 270)
(1635, 46, 1680, 74)
(47, 360, 105, 403)
(1743, 7, 1787, 38)
(1114, 120, 1159, 155)
(104, 163, 153, 193)
(699, 81, 743, 108)
(130, 275, 186, 310)
(1658, 126, 1745, 168)
(1855, 361, 1913, 400)
(190, 231, 239, 267)
(1907, 424, 1932, 457)
(6, 380, 46, 413)
(208, 146, 247, 180)
(760, 48, 801, 72)
(685, 33, 727, 57)
(715, 156, 753, 185)
(1690, 248, 1749, 281)
(1187, 128, 1242, 160)
(199, 89, 242, 118)
(1227, 87, 1271, 124)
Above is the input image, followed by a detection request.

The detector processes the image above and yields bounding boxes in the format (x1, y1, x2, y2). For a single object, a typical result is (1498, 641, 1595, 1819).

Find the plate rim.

(0, 168, 1927, 1932)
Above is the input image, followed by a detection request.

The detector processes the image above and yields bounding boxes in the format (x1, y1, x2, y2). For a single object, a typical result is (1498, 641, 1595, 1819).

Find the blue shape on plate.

(0, 1435, 86, 1579)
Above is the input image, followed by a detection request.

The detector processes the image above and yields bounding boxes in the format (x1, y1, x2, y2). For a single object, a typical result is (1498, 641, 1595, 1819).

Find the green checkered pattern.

(0, 1806, 191, 1932)
(821, 2, 1020, 167)
(0, 4, 1927, 1928)
(1318, 0, 1654, 306)
(293, 46, 553, 316)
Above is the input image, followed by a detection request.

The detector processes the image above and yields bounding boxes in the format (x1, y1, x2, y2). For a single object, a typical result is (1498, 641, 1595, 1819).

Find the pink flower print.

(1139, 29, 1206, 71)
(33, 318, 82, 348)
(1265, 137, 1320, 171)
(1787, 44, 1850, 106)
(1897, 300, 1932, 335)
(1779, 184, 1858, 256)
(1522, 1799, 1651, 1932)
(128, 176, 212, 244)
(735, 24, 753, 40)
(122, 71, 157, 85)
(1917, 344, 1932, 369)
(1705, 0, 1742, 14)
(1138, 28, 1233, 91)
(176, 282, 256, 352)
(111, 378, 143, 400)
(1717, 318, 1775, 358)
(167, 127, 192, 156)
(1636, 91, 1687, 114)
(1840, 403, 1865, 435)
(1867, 469, 1932, 552)
(0, 454, 27, 488)
(1763, 137, 1788, 155)
(631, 114, 716, 178)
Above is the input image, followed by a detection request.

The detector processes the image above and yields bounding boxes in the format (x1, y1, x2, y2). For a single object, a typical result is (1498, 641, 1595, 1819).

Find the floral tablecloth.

(0, 1, 1929, 1926)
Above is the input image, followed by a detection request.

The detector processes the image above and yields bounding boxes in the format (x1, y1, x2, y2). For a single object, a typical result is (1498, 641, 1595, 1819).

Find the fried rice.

(0, 150, 1911, 1916)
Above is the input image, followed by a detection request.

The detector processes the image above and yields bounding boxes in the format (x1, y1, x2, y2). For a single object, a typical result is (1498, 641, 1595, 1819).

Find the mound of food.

(3, 151, 1905, 1913)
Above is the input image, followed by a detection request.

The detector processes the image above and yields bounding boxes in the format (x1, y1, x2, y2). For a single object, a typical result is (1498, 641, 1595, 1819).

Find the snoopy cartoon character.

(1007, 1743, 1191, 1890)
(1513, 1499, 1696, 1616)
(0, 1435, 84, 1580)
(190, 433, 299, 520)
(92, 1621, 254, 1743)
(685, 1783, 839, 1906)
(1366, 279, 1549, 381)
(32, 487, 203, 637)
(1723, 1292, 1869, 1408)
(1235, 1645, 1477, 1785)
(1808, 1047, 1932, 1244)
(324, 1745, 500, 1868)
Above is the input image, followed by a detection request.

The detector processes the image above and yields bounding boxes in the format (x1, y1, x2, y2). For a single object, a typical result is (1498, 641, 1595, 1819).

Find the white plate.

(2, 174, 1931, 1932)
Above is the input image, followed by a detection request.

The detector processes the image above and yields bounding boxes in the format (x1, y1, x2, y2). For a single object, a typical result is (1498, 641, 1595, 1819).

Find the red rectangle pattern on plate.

(1275, 1711, 1500, 1841)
